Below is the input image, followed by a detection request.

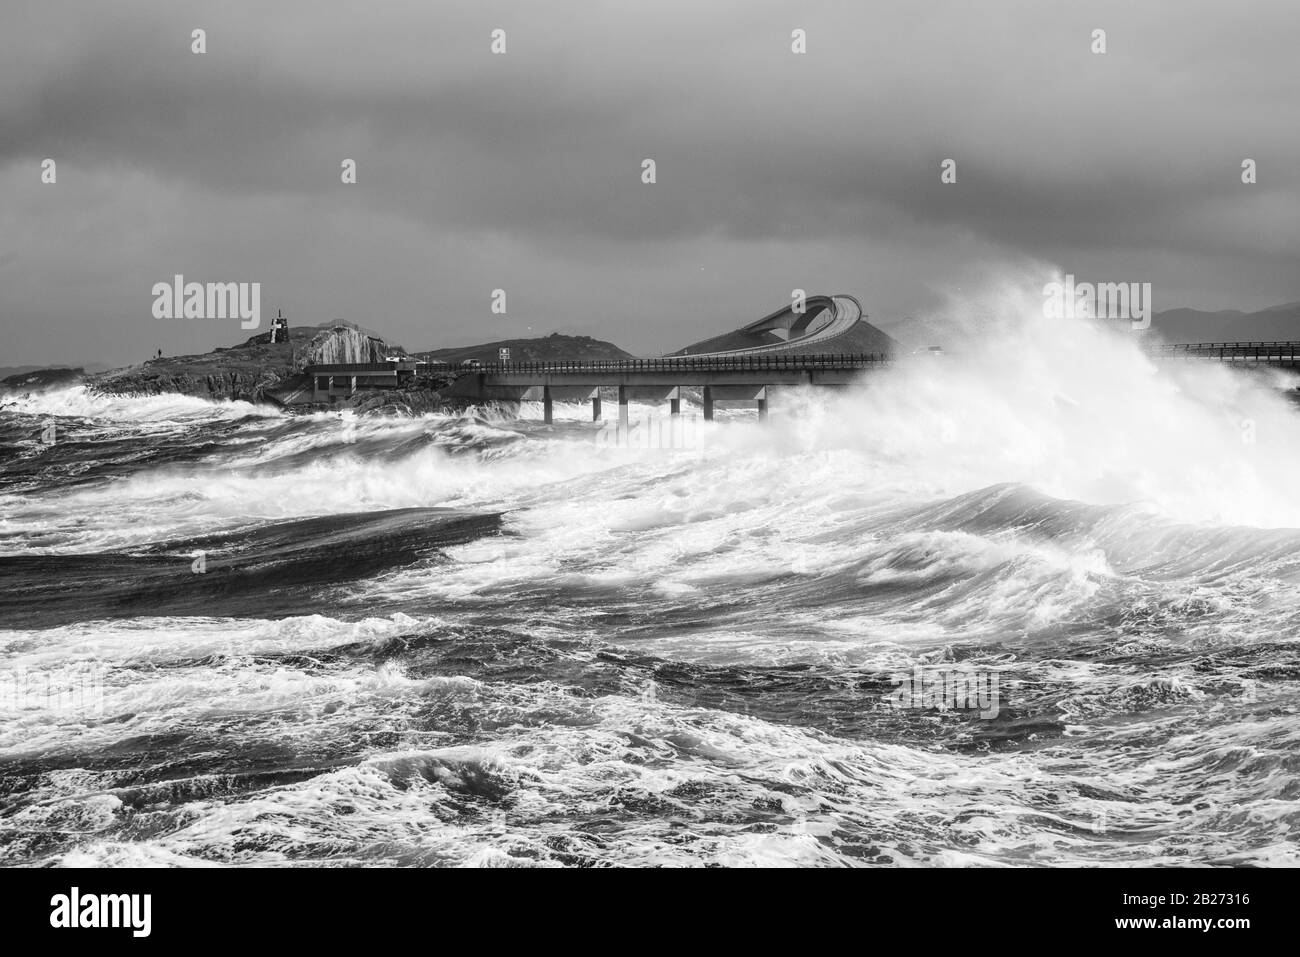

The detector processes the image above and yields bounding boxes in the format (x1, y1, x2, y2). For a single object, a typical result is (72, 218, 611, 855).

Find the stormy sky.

(3, 0, 1298, 366)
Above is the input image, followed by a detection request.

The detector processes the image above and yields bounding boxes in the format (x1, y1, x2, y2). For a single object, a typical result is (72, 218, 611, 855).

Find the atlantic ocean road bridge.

(442, 340, 1300, 425)
(443, 353, 890, 425)
(303, 337, 1300, 421)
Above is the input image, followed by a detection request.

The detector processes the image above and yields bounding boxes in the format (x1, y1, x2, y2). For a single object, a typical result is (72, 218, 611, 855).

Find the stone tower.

(269, 309, 289, 343)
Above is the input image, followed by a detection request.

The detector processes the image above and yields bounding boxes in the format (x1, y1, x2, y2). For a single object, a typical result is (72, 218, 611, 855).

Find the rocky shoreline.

(4, 324, 513, 417)
(3, 323, 641, 416)
(88, 324, 356, 406)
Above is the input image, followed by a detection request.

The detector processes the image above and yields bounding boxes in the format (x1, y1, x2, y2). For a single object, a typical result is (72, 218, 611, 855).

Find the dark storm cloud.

(2, 0, 1298, 364)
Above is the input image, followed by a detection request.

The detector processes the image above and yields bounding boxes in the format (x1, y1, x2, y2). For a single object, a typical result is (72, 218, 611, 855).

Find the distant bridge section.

(1145, 341, 1300, 367)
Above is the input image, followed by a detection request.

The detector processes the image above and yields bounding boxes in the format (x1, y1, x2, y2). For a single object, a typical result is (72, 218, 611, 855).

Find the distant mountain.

(1148, 302, 1300, 343)
(415, 333, 635, 364)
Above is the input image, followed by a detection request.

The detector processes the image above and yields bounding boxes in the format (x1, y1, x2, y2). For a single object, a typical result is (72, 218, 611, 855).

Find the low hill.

(0, 365, 48, 380)
(0, 362, 110, 380)
(1, 367, 86, 393)
(1147, 302, 1300, 343)
(415, 332, 635, 365)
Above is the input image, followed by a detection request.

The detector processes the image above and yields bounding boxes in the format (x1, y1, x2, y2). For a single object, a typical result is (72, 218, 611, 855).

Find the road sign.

(499, 347, 510, 362)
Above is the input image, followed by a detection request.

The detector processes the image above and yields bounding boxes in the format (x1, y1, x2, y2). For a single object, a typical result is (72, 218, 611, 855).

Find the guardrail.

(1146, 342, 1300, 358)
(468, 353, 892, 374)
(305, 362, 419, 373)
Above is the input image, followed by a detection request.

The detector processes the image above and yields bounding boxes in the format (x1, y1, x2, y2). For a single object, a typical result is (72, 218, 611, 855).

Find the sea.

(2, 304, 1298, 867)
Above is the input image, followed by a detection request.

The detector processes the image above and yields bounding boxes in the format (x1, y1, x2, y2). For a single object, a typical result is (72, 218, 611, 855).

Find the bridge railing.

(304, 362, 409, 374)
(473, 353, 892, 374)
(1146, 341, 1300, 358)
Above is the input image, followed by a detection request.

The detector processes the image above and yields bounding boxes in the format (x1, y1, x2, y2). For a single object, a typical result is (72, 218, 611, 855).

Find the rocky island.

(2, 319, 637, 416)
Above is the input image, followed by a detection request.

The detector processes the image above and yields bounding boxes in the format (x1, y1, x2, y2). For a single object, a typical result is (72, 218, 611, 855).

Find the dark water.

(2, 336, 1299, 866)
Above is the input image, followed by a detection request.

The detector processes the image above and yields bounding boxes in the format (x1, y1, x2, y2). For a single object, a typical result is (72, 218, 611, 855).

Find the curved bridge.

(444, 339, 1300, 426)
(307, 337, 1300, 422)
(673, 295, 868, 357)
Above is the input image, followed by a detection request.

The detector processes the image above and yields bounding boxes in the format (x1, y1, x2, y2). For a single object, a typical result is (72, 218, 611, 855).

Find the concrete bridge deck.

(304, 341, 1300, 417)
(443, 353, 892, 423)
(445, 342, 1300, 424)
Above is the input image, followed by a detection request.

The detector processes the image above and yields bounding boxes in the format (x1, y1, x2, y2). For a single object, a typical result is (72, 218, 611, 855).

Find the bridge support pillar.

(757, 397, 768, 421)
(703, 386, 714, 422)
(618, 386, 629, 440)
(543, 386, 553, 425)
(670, 397, 681, 417)
(592, 394, 602, 421)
